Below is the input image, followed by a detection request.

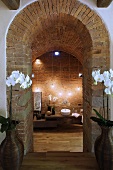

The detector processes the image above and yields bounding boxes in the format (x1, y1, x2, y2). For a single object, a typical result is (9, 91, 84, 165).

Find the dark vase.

(52, 108, 55, 115)
(94, 125, 113, 170)
(48, 106, 51, 112)
(97, 0, 112, 7)
(0, 129, 24, 170)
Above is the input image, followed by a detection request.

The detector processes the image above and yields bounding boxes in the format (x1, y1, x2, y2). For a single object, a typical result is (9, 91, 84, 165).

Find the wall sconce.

(77, 87, 80, 91)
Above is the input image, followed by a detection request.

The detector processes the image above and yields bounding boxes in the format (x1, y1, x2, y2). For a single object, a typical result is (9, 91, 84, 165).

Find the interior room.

(0, 0, 113, 169)
(32, 51, 83, 152)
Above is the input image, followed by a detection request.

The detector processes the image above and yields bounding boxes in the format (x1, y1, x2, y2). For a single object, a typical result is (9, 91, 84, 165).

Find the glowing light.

(59, 92, 62, 96)
(32, 73, 34, 78)
(36, 59, 41, 64)
(68, 92, 72, 96)
(77, 87, 80, 91)
(54, 51, 60, 56)
(79, 73, 82, 77)
(35, 88, 41, 92)
(51, 84, 55, 88)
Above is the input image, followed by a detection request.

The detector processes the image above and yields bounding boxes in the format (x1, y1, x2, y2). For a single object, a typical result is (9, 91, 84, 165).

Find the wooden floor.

(21, 152, 99, 170)
(33, 124, 83, 152)
(0, 152, 99, 170)
(0, 124, 99, 170)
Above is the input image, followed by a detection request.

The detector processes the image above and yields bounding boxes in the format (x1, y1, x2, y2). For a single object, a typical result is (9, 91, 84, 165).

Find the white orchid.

(110, 69, 113, 77)
(11, 71, 20, 79)
(92, 69, 113, 95)
(91, 69, 113, 126)
(2, 71, 32, 132)
(16, 73, 25, 84)
(25, 75, 31, 82)
(104, 88, 111, 95)
(6, 76, 16, 86)
(6, 71, 32, 89)
(104, 79, 112, 88)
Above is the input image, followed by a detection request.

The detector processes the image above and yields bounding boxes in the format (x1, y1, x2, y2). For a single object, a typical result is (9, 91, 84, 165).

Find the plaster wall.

(0, 0, 113, 143)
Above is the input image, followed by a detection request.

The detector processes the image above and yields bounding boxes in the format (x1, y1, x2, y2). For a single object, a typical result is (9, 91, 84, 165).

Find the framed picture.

(33, 92, 42, 111)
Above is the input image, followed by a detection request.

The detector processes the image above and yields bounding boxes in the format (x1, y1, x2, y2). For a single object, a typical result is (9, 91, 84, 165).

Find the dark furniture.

(33, 113, 82, 128)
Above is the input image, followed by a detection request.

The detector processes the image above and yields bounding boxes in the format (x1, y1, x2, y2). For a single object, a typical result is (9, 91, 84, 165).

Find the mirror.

(33, 92, 42, 112)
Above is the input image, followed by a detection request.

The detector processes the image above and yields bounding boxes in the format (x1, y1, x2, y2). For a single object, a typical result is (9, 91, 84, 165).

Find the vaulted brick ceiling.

(7, 0, 109, 67)
(31, 14, 90, 64)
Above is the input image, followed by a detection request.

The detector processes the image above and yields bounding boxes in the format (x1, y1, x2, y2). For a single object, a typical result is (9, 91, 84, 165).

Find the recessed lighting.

(54, 52, 60, 56)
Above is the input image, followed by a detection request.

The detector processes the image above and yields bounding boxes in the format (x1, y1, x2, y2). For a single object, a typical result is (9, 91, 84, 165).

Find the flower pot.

(94, 125, 113, 170)
(0, 129, 24, 170)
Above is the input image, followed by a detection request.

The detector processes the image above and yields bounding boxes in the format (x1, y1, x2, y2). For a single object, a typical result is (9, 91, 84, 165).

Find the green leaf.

(93, 109, 106, 123)
(0, 116, 8, 124)
(90, 116, 107, 126)
(90, 116, 105, 124)
(1, 124, 9, 133)
(107, 120, 113, 126)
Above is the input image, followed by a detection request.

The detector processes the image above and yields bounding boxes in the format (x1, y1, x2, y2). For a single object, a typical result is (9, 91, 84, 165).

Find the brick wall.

(6, 0, 110, 153)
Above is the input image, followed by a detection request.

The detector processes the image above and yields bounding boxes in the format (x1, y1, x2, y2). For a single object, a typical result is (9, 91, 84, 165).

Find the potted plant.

(91, 69, 113, 126)
(91, 69, 113, 170)
(0, 70, 32, 170)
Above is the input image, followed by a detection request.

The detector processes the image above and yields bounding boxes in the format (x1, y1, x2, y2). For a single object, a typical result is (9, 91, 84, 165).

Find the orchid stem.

(103, 89, 105, 119)
(9, 85, 12, 124)
(107, 95, 109, 120)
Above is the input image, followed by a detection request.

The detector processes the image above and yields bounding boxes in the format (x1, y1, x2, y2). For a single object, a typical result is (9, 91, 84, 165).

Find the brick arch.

(6, 0, 110, 153)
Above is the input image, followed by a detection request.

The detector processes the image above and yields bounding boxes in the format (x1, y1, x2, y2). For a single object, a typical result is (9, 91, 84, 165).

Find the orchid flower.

(92, 69, 113, 95)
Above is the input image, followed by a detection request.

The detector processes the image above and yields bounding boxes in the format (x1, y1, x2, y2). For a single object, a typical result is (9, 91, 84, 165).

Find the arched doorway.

(6, 0, 110, 153)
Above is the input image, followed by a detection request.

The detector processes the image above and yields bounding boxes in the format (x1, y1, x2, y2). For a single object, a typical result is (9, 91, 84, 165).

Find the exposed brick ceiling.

(7, 0, 109, 67)
(31, 14, 90, 64)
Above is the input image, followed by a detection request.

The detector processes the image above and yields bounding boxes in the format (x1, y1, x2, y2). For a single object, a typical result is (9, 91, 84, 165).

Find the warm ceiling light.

(54, 51, 60, 56)
(36, 59, 41, 64)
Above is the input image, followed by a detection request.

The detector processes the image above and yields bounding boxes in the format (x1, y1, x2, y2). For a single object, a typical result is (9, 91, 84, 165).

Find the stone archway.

(6, 0, 110, 153)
